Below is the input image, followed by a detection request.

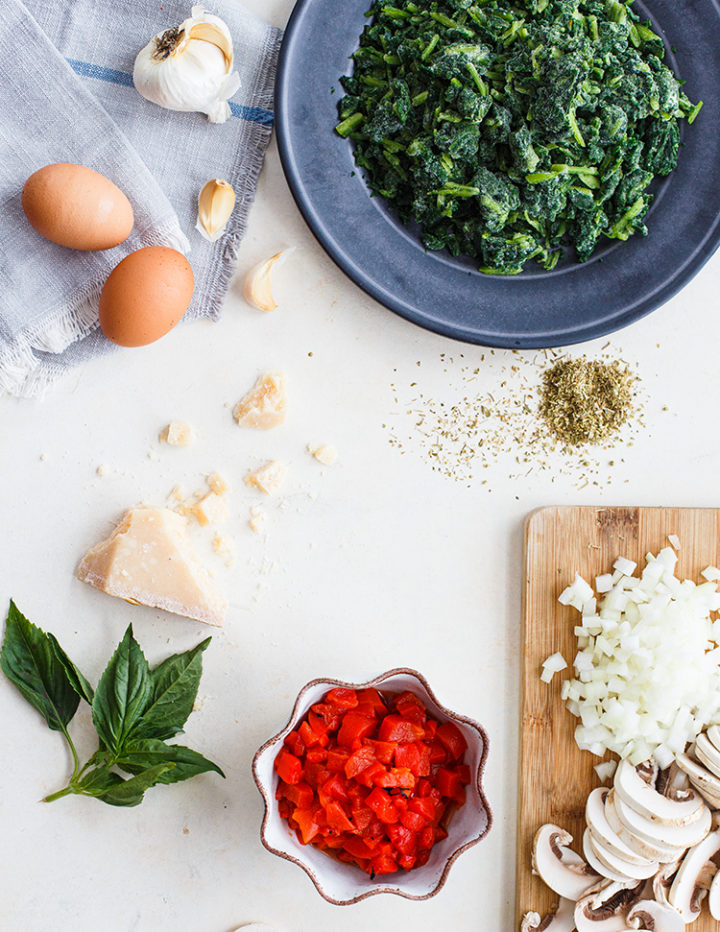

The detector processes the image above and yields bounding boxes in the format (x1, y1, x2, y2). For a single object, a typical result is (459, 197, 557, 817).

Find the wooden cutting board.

(516, 505, 720, 929)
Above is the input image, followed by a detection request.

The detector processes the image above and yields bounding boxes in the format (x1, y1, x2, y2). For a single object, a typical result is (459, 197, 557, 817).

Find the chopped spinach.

(336, 0, 702, 274)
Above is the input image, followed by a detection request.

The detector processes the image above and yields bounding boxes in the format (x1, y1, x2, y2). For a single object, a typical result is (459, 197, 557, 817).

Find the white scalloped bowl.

(252, 668, 492, 905)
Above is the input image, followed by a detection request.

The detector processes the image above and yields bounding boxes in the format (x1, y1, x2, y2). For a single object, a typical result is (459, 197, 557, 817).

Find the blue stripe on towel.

(66, 58, 274, 126)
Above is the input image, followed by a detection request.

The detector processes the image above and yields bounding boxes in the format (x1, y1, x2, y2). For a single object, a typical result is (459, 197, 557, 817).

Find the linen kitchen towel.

(2, 0, 282, 396)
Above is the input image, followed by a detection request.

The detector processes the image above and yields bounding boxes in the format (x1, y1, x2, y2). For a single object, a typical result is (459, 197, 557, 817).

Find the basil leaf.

(76, 766, 125, 797)
(92, 626, 151, 756)
(0, 601, 79, 731)
(48, 633, 94, 705)
(116, 738, 225, 785)
(97, 763, 174, 807)
(130, 637, 211, 741)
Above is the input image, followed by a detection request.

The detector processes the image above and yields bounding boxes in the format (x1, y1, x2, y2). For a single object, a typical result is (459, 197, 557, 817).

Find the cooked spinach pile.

(336, 0, 702, 274)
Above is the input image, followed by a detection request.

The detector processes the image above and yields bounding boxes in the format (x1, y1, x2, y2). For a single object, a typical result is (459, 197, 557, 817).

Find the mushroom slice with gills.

(625, 900, 684, 932)
(614, 761, 706, 827)
(532, 824, 601, 900)
(708, 866, 720, 919)
(668, 828, 720, 922)
(520, 898, 575, 931)
(604, 792, 687, 863)
(583, 828, 659, 882)
(586, 789, 659, 869)
(606, 789, 711, 853)
(652, 859, 683, 910)
(694, 733, 720, 779)
(574, 878, 644, 932)
(674, 752, 720, 808)
(655, 763, 691, 801)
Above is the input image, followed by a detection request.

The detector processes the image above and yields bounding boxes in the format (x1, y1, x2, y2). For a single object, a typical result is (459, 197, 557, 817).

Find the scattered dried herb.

(539, 357, 637, 447)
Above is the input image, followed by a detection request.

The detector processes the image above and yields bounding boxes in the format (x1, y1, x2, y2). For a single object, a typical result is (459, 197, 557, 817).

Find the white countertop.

(2, 2, 720, 930)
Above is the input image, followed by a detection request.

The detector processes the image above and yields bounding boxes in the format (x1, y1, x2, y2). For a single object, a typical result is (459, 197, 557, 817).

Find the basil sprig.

(0, 601, 224, 806)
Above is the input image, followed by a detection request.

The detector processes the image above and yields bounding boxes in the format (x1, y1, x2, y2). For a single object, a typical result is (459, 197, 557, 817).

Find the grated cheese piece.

(308, 443, 338, 466)
(245, 461, 287, 495)
(249, 506, 266, 533)
(159, 421, 195, 446)
(233, 373, 287, 429)
(207, 472, 229, 495)
(191, 492, 228, 527)
(212, 534, 235, 567)
(76, 507, 226, 626)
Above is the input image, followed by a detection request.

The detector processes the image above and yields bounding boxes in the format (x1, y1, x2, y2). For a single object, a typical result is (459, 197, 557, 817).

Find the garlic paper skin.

(133, 6, 241, 123)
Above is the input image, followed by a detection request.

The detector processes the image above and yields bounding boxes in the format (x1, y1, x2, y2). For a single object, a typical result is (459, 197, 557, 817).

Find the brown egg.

(22, 163, 134, 251)
(99, 247, 194, 347)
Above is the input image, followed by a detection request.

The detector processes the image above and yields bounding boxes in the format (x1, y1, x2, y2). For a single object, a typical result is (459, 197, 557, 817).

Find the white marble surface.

(2, 1, 720, 930)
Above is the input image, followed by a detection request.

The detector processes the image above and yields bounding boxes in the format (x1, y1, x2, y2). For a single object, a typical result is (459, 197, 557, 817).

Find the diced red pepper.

(324, 800, 355, 833)
(337, 711, 377, 748)
(354, 761, 387, 788)
(394, 691, 427, 724)
(326, 687, 359, 709)
(278, 779, 314, 810)
(370, 853, 398, 875)
(283, 729, 305, 756)
(344, 745, 376, 779)
(354, 688, 387, 716)
(436, 721, 468, 761)
(326, 747, 351, 772)
(436, 767, 466, 804)
(274, 687, 470, 877)
(274, 748, 303, 785)
(378, 715, 425, 743)
(387, 822, 417, 855)
(366, 787, 400, 824)
(293, 807, 324, 845)
(400, 809, 428, 833)
(365, 739, 396, 765)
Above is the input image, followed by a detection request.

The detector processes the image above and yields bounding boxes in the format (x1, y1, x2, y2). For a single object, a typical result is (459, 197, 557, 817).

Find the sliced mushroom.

(652, 859, 682, 910)
(614, 761, 706, 827)
(708, 867, 720, 919)
(520, 898, 575, 931)
(532, 824, 601, 900)
(574, 878, 643, 932)
(694, 732, 720, 779)
(668, 828, 720, 921)
(675, 752, 720, 808)
(583, 829, 658, 882)
(625, 899, 684, 932)
(586, 789, 658, 868)
(606, 788, 709, 855)
(706, 724, 720, 753)
(656, 763, 691, 801)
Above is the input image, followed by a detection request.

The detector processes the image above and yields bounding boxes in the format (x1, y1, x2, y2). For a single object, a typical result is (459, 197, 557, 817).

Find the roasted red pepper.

(273, 687, 471, 876)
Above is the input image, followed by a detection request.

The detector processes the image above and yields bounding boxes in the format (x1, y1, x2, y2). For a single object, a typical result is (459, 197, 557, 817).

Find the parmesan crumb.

(192, 492, 228, 527)
(96, 464, 110, 477)
(245, 460, 287, 495)
(212, 534, 235, 567)
(159, 421, 195, 446)
(249, 506, 266, 533)
(308, 443, 338, 466)
(233, 373, 287, 429)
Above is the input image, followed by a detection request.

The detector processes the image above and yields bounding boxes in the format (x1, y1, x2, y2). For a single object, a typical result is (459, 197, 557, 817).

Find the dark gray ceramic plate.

(276, 0, 720, 348)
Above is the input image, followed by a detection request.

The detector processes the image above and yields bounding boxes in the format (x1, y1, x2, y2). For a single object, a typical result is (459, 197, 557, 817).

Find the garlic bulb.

(133, 6, 241, 123)
(196, 179, 235, 241)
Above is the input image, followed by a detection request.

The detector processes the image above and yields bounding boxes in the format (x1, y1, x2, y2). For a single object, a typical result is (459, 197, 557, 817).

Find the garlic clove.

(196, 179, 236, 242)
(243, 250, 293, 312)
(188, 21, 233, 68)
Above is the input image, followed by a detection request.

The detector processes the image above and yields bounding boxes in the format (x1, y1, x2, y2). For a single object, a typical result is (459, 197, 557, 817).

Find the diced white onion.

(668, 534, 681, 550)
(540, 652, 567, 682)
(550, 542, 720, 763)
(593, 760, 617, 783)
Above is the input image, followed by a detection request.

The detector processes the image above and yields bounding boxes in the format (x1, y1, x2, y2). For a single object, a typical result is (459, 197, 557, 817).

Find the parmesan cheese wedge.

(76, 507, 226, 626)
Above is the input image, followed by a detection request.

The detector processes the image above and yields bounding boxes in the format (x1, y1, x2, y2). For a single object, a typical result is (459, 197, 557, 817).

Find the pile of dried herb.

(539, 357, 637, 447)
